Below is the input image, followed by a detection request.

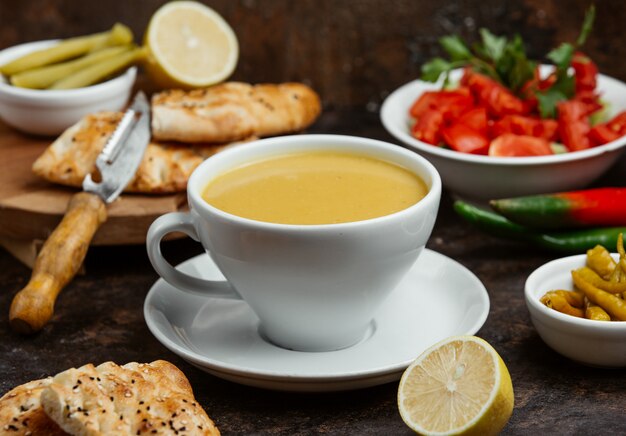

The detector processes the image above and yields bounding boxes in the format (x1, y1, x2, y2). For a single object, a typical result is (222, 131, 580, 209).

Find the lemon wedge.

(144, 1, 239, 89)
(397, 336, 514, 436)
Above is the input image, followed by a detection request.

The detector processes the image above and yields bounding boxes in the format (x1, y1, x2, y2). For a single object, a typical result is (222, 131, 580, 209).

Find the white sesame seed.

(124, 392, 132, 398)
(72, 388, 79, 393)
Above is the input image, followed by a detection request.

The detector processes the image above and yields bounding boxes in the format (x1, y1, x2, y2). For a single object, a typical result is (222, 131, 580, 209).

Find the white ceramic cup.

(147, 134, 442, 352)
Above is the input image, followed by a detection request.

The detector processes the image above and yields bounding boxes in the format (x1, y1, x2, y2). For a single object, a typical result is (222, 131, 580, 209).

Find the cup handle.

(147, 212, 241, 299)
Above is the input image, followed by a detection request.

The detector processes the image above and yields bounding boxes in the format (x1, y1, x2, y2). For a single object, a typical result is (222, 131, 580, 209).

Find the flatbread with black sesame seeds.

(151, 82, 321, 143)
(40, 360, 219, 436)
(31, 112, 252, 194)
(0, 377, 68, 435)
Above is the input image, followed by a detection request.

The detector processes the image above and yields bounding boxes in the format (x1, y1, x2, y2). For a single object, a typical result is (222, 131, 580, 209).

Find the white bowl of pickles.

(525, 240, 626, 367)
(0, 24, 139, 136)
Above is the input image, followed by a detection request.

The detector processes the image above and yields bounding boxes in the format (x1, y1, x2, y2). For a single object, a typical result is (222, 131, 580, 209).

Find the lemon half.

(397, 336, 514, 436)
(144, 1, 239, 89)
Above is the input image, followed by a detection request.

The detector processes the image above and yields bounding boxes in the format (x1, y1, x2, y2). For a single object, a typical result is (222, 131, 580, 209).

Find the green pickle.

(0, 23, 133, 76)
(49, 47, 143, 90)
(10, 46, 131, 89)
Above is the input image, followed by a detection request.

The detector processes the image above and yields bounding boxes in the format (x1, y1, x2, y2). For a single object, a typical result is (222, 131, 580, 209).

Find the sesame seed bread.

(31, 112, 249, 194)
(151, 82, 321, 143)
(0, 378, 68, 435)
(40, 360, 219, 436)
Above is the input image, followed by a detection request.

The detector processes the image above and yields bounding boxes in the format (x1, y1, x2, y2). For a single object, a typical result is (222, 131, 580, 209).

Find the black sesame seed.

(132, 379, 135, 384)
(72, 385, 78, 390)
(89, 377, 95, 380)
(139, 401, 144, 405)
(120, 415, 124, 420)
(110, 396, 114, 402)
(77, 380, 82, 384)
(8, 424, 18, 431)
(179, 426, 186, 431)
(97, 377, 101, 381)
(182, 399, 187, 403)
(83, 411, 89, 416)
(146, 406, 151, 411)
(137, 410, 141, 414)
(66, 405, 70, 410)
(136, 431, 140, 435)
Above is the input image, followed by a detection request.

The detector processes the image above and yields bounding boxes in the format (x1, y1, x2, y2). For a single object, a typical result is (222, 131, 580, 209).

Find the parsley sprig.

(421, 4, 596, 118)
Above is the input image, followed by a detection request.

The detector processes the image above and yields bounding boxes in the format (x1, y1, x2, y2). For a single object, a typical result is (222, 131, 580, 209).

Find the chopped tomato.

(409, 88, 473, 120)
(411, 109, 444, 145)
(606, 111, 626, 134)
(589, 124, 621, 145)
(557, 100, 591, 151)
(442, 123, 489, 154)
(538, 119, 559, 141)
(465, 71, 529, 117)
(491, 115, 559, 141)
(488, 134, 554, 157)
(457, 107, 488, 135)
(590, 110, 626, 145)
(409, 92, 439, 119)
(572, 52, 598, 92)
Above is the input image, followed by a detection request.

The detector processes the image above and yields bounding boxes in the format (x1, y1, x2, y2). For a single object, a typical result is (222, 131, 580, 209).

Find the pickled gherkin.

(10, 45, 131, 89)
(50, 47, 143, 90)
(0, 23, 133, 76)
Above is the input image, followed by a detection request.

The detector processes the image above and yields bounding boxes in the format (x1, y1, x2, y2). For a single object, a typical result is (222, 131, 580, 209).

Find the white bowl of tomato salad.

(381, 66, 626, 201)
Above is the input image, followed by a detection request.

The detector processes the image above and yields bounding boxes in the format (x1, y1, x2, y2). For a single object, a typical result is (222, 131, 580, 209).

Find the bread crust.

(40, 360, 219, 436)
(151, 82, 321, 143)
(0, 378, 68, 435)
(32, 112, 245, 194)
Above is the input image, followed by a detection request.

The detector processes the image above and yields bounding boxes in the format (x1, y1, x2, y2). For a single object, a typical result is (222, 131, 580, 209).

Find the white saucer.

(144, 249, 489, 392)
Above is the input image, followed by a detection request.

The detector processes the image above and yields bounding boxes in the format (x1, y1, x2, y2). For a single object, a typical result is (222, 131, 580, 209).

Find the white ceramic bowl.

(0, 40, 136, 136)
(381, 68, 626, 201)
(525, 254, 626, 367)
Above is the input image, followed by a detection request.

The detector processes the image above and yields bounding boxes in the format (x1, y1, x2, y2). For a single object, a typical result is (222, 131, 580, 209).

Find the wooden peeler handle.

(10, 192, 107, 334)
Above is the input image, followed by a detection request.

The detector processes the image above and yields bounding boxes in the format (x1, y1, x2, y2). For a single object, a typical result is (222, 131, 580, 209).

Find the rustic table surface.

(2, 1, 626, 434)
(1, 111, 625, 435)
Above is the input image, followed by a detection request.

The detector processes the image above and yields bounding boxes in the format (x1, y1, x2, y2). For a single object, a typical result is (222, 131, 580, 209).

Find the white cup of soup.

(146, 134, 442, 352)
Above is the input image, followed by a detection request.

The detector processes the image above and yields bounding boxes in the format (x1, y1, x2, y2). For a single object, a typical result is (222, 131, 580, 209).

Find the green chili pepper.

(454, 200, 626, 253)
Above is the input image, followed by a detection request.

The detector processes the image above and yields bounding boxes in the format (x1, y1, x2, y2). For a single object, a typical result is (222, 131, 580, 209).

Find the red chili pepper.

(488, 133, 553, 157)
(557, 100, 591, 151)
(490, 188, 626, 229)
(411, 109, 444, 145)
(442, 123, 489, 154)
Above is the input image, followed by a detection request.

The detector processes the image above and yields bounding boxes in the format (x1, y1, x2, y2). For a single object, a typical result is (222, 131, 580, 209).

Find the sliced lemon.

(397, 336, 514, 436)
(144, 1, 239, 89)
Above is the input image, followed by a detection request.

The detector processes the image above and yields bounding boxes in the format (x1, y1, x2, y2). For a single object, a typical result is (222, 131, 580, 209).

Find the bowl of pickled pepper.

(524, 235, 626, 367)
(0, 24, 139, 135)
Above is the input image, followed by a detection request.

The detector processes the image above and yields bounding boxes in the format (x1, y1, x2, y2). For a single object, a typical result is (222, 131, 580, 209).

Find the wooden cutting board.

(0, 120, 187, 246)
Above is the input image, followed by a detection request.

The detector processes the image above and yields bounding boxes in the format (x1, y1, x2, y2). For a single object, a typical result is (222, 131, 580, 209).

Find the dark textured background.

(1, 1, 626, 435)
(1, 0, 625, 109)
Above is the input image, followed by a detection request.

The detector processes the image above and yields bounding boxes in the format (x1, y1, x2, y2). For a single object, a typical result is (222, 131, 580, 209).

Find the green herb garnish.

(420, 4, 596, 119)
